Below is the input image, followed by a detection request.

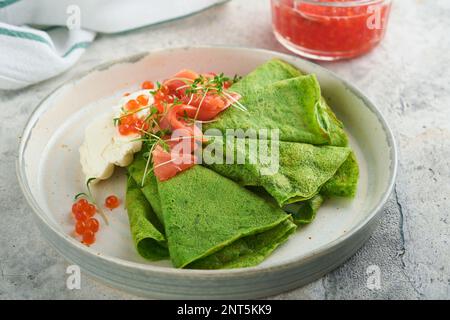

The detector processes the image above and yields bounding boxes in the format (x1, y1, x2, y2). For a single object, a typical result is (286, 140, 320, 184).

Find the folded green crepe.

(284, 194, 325, 225)
(205, 60, 348, 147)
(157, 165, 296, 268)
(125, 177, 168, 260)
(231, 59, 347, 146)
(187, 219, 295, 269)
(230, 58, 302, 93)
(321, 151, 359, 198)
(127, 153, 164, 223)
(203, 137, 351, 206)
(127, 153, 296, 269)
(246, 187, 324, 226)
(233, 59, 347, 147)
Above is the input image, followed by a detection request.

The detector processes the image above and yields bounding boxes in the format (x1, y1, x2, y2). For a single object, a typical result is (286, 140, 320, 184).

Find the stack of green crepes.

(126, 59, 359, 269)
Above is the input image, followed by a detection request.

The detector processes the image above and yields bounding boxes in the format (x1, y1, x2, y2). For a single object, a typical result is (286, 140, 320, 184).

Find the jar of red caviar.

(271, 0, 392, 60)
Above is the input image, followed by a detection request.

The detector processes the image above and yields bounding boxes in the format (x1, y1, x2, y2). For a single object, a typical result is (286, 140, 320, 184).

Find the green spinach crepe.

(284, 194, 324, 225)
(157, 165, 296, 268)
(205, 59, 358, 212)
(229, 58, 302, 92)
(125, 178, 168, 260)
(128, 158, 163, 223)
(320, 151, 359, 198)
(205, 59, 348, 147)
(127, 152, 296, 269)
(244, 187, 324, 226)
(203, 137, 352, 206)
(124, 59, 359, 269)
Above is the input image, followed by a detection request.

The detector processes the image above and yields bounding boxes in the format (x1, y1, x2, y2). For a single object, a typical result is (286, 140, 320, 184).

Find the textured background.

(0, 0, 449, 299)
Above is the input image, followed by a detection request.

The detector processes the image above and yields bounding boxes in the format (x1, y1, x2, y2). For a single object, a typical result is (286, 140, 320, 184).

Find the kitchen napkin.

(0, 0, 227, 90)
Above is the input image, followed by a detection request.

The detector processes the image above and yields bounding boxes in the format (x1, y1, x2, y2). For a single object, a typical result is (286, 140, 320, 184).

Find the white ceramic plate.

(17, 46, 397, 299)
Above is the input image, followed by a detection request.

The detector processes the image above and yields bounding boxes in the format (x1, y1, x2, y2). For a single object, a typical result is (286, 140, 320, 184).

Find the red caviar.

(141, 80, 154, 90)
(82, 230, 95, 245)
(118, 123, 132, 135)
(86, 203, 96, 217)
(71, 197, 101, 246)
(118, 113, 149, 135)
(75, 220, 87, 234)
(85, 218, 100, 232)
(125, 99, 140, 111)
(73, 210, 88, 222)
(136, 94, 149, 106)
(271, 0, 392, 60)
(105, 195, 120, 210)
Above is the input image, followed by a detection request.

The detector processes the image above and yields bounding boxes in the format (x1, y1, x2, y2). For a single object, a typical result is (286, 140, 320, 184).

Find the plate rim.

(16, 45, 398, 277)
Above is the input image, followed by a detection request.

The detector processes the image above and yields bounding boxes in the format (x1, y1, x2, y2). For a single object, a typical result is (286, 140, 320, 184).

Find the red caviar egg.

(125, 99, 140, 111)
(136, 94, 149, 106)
(73, 210, 88, 222)
(72, 199, 93, 220)
(75, 220, 87, 235)
(85, 218, 99, 232)
(82, 230, 95, 245)
(86, 203, 96, 217)
(141, 81, 154, 90)
(105, 195, 120, 210)
(72, 202, 82, 215)
(121, 114, 135, 125)
(118, 123, 131, 135)
(72, 199, 90, 220)
(77, 198, 89, 206)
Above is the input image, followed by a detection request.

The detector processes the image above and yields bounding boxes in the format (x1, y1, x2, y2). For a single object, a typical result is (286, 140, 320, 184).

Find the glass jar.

(271, 0, 392, 60)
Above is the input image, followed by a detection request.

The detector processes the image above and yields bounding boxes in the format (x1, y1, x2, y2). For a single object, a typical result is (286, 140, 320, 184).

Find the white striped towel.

(0, 0, 227, 90)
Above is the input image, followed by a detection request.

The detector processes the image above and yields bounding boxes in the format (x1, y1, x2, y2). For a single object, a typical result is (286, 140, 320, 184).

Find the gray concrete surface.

(0, 0, 449, 299)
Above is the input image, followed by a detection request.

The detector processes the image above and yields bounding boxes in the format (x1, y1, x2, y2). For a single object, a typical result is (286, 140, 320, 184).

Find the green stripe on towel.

(0, 27, 51, 46)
